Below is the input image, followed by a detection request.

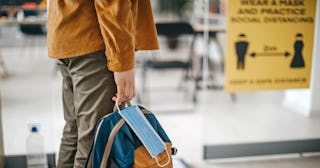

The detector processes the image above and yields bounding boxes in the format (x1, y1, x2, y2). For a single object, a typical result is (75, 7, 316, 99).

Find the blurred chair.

(0, 12, 9, 78)
(0, 54, 8, 78)
(0, 10, 8, 18)
(19, 10, 46, 35)
(18, 9, 47, 57)
(141, 22, 197, 104)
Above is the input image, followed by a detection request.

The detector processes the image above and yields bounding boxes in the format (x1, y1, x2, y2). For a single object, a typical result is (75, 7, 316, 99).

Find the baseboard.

(204, 138, 320, 160)
(4, 153, 56, 168)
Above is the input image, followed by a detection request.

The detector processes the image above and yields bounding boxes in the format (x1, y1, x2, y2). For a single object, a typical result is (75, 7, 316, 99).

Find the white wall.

(283, 0, 320, 117)
(309, 0, 320, 117)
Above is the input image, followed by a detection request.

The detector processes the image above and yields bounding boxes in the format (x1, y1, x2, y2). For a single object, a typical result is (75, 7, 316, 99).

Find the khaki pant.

(57, 50, 117, 168)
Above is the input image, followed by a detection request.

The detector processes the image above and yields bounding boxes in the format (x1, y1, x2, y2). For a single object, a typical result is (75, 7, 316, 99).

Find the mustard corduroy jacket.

(47, 0, 159, 72)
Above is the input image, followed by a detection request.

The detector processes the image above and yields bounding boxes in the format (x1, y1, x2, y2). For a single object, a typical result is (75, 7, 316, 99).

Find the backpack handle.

(113, 101, 131, 111)
(155, 148, 171, 167)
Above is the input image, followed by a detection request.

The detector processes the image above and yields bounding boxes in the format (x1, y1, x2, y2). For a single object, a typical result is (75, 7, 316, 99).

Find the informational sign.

(225, 0, 317, 92)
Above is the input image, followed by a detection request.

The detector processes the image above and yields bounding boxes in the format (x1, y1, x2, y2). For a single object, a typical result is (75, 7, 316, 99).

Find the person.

(235, 33, 249, 70)
(47, 0, 159, 167)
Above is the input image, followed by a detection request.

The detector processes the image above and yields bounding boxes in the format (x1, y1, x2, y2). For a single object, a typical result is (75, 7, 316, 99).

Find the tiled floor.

(1, 36, 320, 167)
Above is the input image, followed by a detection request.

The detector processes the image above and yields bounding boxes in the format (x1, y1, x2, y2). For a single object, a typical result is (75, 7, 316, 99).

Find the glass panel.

(0, 0, 319, 167)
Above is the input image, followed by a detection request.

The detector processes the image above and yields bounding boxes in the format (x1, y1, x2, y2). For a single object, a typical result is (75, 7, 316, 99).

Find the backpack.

(84, 105, 175, 168)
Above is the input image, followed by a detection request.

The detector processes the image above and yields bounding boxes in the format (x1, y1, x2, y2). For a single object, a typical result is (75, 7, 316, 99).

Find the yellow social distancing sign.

(225, 0, 316, 92)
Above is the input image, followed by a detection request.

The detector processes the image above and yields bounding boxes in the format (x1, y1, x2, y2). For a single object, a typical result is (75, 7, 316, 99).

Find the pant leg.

(68, 51, 117, 168)
(57, 59, 78, 168)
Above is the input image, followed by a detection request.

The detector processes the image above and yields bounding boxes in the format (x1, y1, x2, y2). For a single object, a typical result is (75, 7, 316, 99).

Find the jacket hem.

(48, 46, 106, 59)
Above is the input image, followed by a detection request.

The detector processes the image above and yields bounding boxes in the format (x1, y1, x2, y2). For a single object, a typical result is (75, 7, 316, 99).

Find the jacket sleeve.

(94, 0, 135, 72)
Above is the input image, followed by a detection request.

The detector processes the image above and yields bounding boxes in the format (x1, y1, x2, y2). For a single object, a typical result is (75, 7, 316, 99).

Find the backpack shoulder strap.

(86, 117, 124, 168)
(100, 119, 125, 168)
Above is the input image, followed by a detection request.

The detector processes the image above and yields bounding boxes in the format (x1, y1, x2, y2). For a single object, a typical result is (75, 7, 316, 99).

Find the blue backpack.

(84, 105, 175, 168)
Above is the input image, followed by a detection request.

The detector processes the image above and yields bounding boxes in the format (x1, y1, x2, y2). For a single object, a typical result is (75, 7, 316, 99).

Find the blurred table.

(0, 17, 47, 26)
(155, 15, 227, 69)
(156, 14, 226, 32)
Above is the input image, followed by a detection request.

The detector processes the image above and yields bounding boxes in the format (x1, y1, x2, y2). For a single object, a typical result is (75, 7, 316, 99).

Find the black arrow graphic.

(250, 51, 290, 58)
